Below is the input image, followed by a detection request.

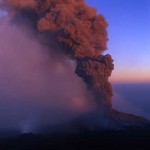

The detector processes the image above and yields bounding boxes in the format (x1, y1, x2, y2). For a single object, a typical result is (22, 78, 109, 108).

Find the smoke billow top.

(0, 0, 114, 132)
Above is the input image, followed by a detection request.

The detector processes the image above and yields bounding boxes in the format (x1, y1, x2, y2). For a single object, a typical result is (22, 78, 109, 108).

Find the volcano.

(1, 0, 150, 132)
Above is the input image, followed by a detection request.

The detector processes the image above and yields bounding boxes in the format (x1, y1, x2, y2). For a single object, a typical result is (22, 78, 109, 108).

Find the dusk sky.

(86, 0, 150, 83)
(0, 0, 150, 83)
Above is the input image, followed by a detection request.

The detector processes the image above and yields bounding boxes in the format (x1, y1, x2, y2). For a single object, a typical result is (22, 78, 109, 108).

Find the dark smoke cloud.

(2, 0, 114, 111)
(3, 0, 108, 58)
(76, 55, 114, 110)
(0, 0, 114, 133)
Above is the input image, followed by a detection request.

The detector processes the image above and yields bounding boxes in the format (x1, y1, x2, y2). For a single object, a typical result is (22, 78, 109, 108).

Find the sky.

(0, 0, 150, 83)
(86, 0, 150, 83)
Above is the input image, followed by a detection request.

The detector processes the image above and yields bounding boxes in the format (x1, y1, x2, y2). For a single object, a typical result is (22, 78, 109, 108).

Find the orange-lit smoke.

(2, 0, 114, 111)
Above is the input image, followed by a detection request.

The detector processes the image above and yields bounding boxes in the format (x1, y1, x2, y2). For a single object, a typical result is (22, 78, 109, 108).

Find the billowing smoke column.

(3, 0, 114, 111)
(76, 55, 114, 110)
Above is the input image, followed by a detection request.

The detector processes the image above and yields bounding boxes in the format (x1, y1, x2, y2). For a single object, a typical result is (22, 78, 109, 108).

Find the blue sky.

(86, 0, 150, 82)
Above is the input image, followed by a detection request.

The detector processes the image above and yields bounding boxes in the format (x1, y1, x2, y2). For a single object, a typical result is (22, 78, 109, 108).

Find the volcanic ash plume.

(3, 0, 114, 111)
(76, 55, 114, 110)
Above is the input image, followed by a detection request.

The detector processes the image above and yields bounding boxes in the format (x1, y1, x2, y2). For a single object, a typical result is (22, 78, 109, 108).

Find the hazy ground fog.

(113, 83, 150, 120)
